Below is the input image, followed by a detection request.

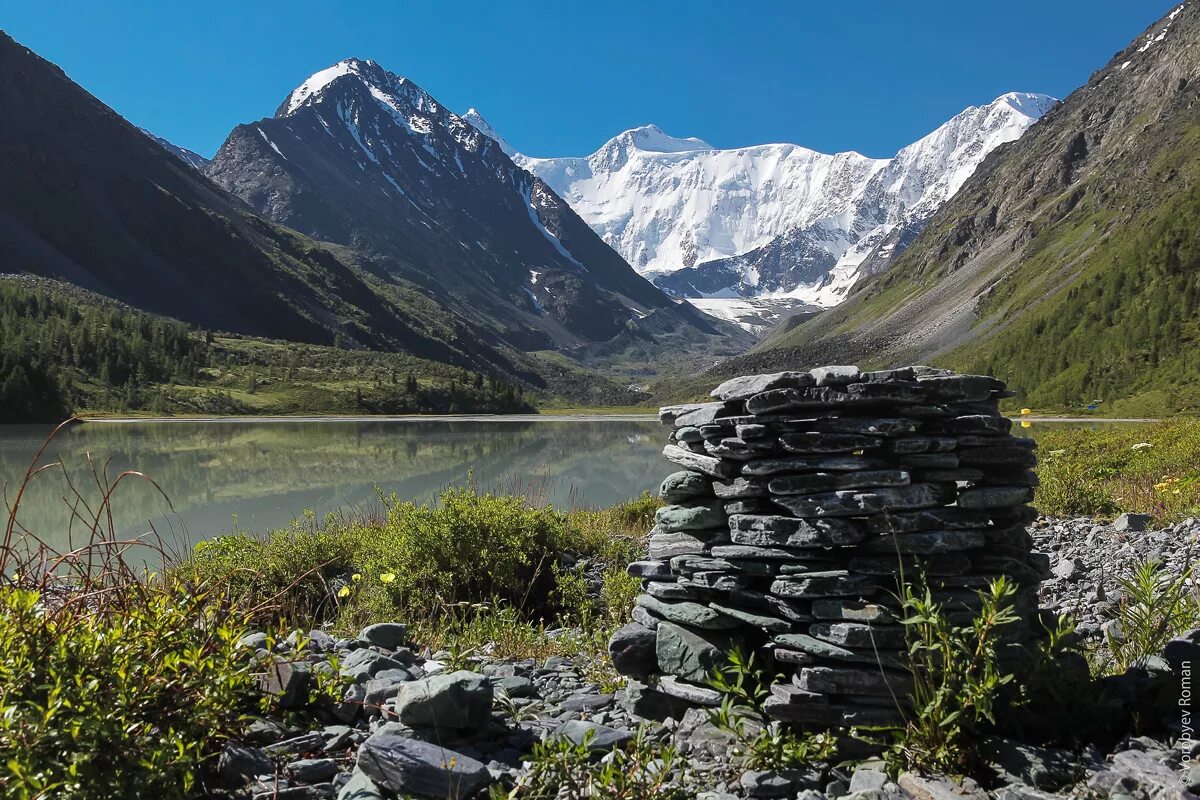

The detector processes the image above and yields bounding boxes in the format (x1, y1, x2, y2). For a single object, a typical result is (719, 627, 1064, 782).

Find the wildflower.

(351, 573, 362, 582)
(380, 572, 397, 584)
(1020, 420, 1032, 428)
(1020, 408, 1032, 415)
(337, 585, 351, 598)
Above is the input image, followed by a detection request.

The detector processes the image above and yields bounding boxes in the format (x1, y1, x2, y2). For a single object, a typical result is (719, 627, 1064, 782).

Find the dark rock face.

(356, 733, 490, 798)
(205, 59, 747, 358)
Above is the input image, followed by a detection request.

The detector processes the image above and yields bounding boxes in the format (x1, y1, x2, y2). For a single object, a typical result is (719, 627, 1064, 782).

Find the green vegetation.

(1033, 418, 1200, 524)
(0, 582, 258, 800)
(965, 182, 1200, 414)
(0, 278, 535, 421)
(887, 578, 1024, 774)
(1104, 561, 1200, 675)
(178, 487, 657, 661)
(491, 727, 692, 800)
(707, 648, 838, 770)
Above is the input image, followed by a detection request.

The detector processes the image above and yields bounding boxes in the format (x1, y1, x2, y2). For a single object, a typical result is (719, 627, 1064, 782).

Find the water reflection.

(0, 420, 667, 554)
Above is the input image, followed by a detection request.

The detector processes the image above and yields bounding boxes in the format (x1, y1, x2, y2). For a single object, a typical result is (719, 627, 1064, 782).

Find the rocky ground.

(213, 515, 1200, 800)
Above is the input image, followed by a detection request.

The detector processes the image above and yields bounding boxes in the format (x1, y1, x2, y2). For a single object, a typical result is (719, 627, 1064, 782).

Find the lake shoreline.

(74, 414, 1161, 424)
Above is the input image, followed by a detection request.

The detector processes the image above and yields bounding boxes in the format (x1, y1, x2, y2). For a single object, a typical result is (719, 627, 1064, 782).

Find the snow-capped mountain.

(467, 93, 1056, 308)
(205, 58, 748, 357)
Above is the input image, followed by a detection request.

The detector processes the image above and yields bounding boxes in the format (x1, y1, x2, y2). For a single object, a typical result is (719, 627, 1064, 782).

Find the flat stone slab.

(926, 414, 1012, 435)
(746, 454, 892, 477)
(957, 486, 1034, 509)
(771, 571, 877, 599)
(636, 595, 741, 630)
(773, 633, 904, 667)
(768, 470, 910, 496)
(864, 508, 992, 533)
(772, 483, 953, 518)
(811, 598, 896, 623)
(778, 432, 882, 453)
(729, 514, 866, 547)
(710, 544, 807, 562)
(648, 531, 717, 559)
(644, 581, 702, 601)
(711, 371, 816, 401)
(709, 601, 793, 633)
(809, 621, 907, 649)
(729, 590, 815, 623)
(763, 694, 844, 726)
(663, 444, 737, 478)
(795, 665, 913, 696)
(712, 476, 770, 498)
(958, 446, 1037, 467)
(857, 530, 985, 555)
(886, 436, 957, 454)
(656, 675, 723, 706)
(810, 416, 917, 436)
(848, 553, 972, 577)
(671, 402, 731, 428)
(705, 438, 778, 460)
(627, 560, 673, 579)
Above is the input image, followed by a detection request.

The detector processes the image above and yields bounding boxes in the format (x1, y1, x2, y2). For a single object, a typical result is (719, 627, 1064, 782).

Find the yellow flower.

(1020, 408, 1032, 415)
(351, 573, 362, 582)
(337, 585, 351, 598)
(380, 573, 397, 584)
(1020, 420, 1032, 428)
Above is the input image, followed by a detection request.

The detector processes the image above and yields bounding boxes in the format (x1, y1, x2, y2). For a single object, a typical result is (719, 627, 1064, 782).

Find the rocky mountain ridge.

(467, 93, 1055, 308)
(744, 1, 1200, 412)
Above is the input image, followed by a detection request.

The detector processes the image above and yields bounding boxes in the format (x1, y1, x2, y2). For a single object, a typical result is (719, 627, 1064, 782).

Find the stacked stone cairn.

(609, 365, 1048, 729)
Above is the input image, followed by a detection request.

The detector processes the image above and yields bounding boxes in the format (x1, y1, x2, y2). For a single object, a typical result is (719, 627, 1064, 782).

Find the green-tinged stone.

(848, 553, 971, 576)
(773, 633, 905, 667)
(635, 595, 740, 630)
(659, 470, 711, 502)
(708, 601, 793, 633)
(655, 621, 734, 682)
(655, 501, 726, 531)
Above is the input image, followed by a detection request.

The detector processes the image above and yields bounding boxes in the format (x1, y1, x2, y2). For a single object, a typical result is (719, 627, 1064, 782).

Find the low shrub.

(179, 485, 653, 657)
(0, 581, 259, 800)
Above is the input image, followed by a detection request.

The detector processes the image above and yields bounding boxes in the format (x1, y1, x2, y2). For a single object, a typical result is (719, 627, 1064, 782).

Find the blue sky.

(2, 1, 1177, 159)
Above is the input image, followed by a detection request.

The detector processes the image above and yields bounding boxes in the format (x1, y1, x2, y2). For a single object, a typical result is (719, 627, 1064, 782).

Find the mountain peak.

(462, 108, 516, 156)
(991, 91, 1058, 119)
(278, 57, 427, 117)
(603, 124, 713, 155)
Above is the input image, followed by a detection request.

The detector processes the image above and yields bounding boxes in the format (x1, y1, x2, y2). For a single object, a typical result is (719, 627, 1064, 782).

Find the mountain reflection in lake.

(0, 420, 667, 555)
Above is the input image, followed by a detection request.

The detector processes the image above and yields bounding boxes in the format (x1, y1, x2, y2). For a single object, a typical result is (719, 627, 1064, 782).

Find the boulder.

(393, 670, 492, 729)
(608, 622, 658, 675)
(359, 623, 408, 650)
(356, 733, 490, 799)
